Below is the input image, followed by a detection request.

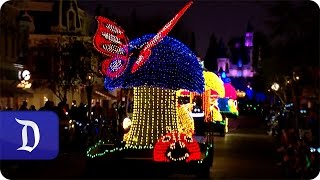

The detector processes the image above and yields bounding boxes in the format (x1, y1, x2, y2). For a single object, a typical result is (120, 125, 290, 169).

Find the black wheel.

(220, 127, 225, 137)
(196, 165, 210, 179)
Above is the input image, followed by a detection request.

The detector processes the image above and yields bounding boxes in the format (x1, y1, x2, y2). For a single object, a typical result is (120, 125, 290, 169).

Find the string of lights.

(125, 87, 178, 146)
(177, 104, 195, 135)
(103, 34, 204, 93)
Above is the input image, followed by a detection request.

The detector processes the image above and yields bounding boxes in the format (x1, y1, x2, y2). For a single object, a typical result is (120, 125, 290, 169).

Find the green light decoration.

(86, 140, 213, 162)
(306, 155, 311, 168)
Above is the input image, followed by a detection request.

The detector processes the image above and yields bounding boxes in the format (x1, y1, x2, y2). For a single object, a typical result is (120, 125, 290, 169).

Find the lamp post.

(271, 82, 281, 105)
(86, 73, 94, 121)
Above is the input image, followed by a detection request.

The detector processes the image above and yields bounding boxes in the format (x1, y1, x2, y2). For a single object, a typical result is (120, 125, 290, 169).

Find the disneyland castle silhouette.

(216, 22, 256, 79)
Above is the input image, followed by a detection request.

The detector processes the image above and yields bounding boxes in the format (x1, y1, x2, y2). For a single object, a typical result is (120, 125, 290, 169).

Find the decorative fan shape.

(203, 71, 225, 98)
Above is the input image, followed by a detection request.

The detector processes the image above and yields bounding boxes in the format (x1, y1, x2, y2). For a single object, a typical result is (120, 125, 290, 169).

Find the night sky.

(78, 0, 273, 57)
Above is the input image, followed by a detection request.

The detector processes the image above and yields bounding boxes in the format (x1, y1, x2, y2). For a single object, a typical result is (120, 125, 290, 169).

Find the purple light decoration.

(245, 32, 253, 47)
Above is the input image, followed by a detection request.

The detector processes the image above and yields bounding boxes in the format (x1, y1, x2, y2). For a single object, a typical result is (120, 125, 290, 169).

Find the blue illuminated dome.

(104, 34, 204, 93)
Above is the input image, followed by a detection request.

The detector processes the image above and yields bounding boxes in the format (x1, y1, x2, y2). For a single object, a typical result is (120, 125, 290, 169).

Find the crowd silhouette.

(5, 100, 128, 154)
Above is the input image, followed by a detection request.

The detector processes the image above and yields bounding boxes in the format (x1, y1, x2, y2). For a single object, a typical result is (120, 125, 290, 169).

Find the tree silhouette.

(252, 31, 269, 71)
(204, 33, 218, 72)
(216, 38, 228, 58)
(30, 37, 101, 102)
(266, 1, 318, 73)
(262, 1, 319, 103)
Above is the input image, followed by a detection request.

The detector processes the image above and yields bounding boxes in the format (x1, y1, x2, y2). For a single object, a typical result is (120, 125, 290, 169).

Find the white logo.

(15, 118, 40, 152)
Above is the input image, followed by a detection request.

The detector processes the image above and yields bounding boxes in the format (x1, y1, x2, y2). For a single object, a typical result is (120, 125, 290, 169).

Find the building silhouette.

(0, 0, 117, 110)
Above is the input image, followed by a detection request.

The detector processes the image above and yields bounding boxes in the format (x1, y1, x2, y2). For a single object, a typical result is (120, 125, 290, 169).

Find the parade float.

(86, 1, 213, 177)
(218, 81, 239, 133)
(201, 71, 226, 136)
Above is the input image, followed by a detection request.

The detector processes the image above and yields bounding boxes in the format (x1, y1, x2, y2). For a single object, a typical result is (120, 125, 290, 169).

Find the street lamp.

(86, 73, 94, 121)
(271, 82, 280, 91)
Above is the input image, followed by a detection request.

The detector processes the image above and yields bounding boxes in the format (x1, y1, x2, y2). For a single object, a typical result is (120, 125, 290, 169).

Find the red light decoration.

(210, 89, 220, 98)
(131, 1, 194, 73)
(93, 16, 130, 79)
(153, 131, 201, 162)
(93, 16, 129, 57)
(180, 90, 191, 97)
(93, 1, 193, 78)
(100, 54, 129, 78)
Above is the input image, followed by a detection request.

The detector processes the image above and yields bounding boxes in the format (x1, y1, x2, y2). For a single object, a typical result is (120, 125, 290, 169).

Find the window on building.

(67, 10, 76, 32)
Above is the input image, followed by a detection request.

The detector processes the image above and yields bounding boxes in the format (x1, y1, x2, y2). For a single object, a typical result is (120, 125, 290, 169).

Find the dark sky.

(79, 0, 273, 57)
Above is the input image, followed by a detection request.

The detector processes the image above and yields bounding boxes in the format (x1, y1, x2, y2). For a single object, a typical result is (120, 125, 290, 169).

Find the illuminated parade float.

(218, 81, 239, 133)
(201, 71, 226, 136)
(87, 1, 214, 177)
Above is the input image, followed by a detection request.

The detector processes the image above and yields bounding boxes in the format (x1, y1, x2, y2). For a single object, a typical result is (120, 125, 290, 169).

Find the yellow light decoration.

(125, 87, 179, 147)
(225, 117, 229, 133)
(203, 71, 225, 97)
(123, 132, 130, 142)
(236, 90, 246, 98)
(177, 104, 194, 136)
(123, 117, 132, 142)
(202, 71, 225, 122)
(228, 99, 239, 116)
(209, 100, 223, 122)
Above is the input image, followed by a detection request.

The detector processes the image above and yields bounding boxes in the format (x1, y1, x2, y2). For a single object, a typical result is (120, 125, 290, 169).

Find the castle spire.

(246, 20, 254, 33)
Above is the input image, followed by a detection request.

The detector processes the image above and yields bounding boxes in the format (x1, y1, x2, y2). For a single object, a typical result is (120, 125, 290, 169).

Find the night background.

(0, 0, 319, 179)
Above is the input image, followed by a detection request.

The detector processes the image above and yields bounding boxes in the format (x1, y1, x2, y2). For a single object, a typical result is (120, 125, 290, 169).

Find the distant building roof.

(217, 39, 228, 58)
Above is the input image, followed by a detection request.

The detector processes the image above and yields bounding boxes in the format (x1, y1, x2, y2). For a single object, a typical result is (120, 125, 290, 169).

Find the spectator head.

(30, 105, 36, 110)
(22, 101, 28, 106)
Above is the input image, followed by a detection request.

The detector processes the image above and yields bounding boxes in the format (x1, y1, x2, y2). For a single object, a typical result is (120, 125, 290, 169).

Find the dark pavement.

(211, 116, 285, 179)
(1, 116, 286, 179)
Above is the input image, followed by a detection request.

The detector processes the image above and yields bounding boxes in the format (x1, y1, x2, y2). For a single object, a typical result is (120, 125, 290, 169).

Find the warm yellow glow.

(125, 87, 179, 147)
(123, 117, 132, 130)
(210, 100, 223, 122)
(237, 90, 246, 98)
(225, 117, 229, 133)
(177, 104, 194, 136)
(17, 80, 32, 89)
(271, 82, 280, 91)
(203, 71, 225, 98)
